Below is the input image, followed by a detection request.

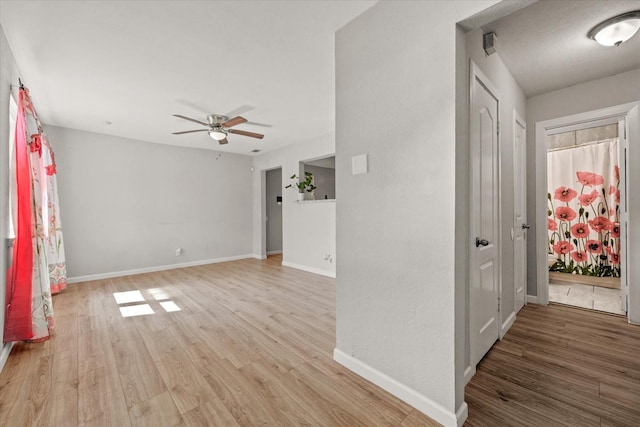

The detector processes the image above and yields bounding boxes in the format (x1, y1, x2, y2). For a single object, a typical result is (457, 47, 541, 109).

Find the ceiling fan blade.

(173, 114, 208, 126)
(218, 138, 229, 145)
(228, 129, 264, 139)
(222, 116, 247, 128)
(172, 129, 209, 135)
(225, 105, 253, 118)
(246, 121, 272, 128)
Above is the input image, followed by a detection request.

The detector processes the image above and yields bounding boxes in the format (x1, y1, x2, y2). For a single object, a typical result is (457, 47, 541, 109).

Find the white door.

(513, 112, 527, 313)
(470, 62, 500, 368)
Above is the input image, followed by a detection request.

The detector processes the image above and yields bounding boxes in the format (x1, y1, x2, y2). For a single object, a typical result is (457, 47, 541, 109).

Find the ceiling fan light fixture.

(174, 113, 264, 143)
(588, 11, 640, 46)
(208, 129, 227, 141)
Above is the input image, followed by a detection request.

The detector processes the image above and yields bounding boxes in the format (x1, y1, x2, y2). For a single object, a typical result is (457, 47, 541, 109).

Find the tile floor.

(548, 280, 625, 315)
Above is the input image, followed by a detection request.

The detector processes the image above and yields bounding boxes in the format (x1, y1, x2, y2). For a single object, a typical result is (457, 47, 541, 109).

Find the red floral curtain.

(547, 138, 620, 278)
(4, 87, 67, 343)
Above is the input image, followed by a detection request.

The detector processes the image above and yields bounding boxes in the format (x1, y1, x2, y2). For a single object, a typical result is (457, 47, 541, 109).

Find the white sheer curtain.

(547, 138, 620, 277)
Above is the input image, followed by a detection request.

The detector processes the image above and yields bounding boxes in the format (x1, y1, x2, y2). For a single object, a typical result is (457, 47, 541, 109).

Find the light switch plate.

(352, 154, 368, 175)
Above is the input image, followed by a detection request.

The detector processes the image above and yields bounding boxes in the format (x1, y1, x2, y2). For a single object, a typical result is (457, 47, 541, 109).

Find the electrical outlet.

(176, 248, 182, 256)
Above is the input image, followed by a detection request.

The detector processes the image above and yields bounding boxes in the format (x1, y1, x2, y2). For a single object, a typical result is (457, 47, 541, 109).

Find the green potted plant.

(285, 171, 317, 201)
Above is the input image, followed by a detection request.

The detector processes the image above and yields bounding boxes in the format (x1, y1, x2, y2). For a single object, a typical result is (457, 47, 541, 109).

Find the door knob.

(475, 238, 489, 247)
(522, 224, 531, 230)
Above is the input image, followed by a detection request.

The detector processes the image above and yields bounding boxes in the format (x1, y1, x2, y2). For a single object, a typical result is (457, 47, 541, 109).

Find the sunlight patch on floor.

(159, 301, 181, 312)
(113, 290, 145, 304)
(148, 288, 170, 300)
(113, 288, 180, 317)
(119, 304, 155, 317)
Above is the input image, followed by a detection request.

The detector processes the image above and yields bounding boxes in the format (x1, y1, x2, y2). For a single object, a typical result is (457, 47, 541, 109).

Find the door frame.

(264, 167, 284, 257)
(259, 165, 284, 259)
(513, 110, 527, 314)
(534, 102, 639, 324)
(468, 60, 502, 379)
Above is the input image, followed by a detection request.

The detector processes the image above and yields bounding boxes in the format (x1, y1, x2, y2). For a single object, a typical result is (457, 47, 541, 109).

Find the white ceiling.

(0, 0, 376, 155)
(482, 0, 640, 97)
(1, 1, 639, 156)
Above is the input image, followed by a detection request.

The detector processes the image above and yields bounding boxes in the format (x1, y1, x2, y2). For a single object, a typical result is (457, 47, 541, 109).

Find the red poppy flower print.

(554, 186, 578, 202)
(588, 216, 611, 233)
(45, 164, 56, 176)
(576, 171, 604, 187)
(555, 206, 577, 222)
(548, 219, 558, 231)
(611, 223, 620, 238)
(609, 185, 620, 202)
(607, 247, 620, 265)
(553, 241, 574, 255)
(578, 190, 598, 207)
(615, 165, 620, 182)
(585, 239, 602, 253)
(570, 251, 587, 263)
(570, 223, 589, 238)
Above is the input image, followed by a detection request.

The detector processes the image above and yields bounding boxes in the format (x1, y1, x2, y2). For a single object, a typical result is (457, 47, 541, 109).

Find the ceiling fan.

(172, 114, 264, 145)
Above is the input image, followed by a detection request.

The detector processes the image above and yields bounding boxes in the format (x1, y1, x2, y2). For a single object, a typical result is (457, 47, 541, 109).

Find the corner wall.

(252, 133, 336, 277)
(525, 68, 640, 296)
(46, 126, 253, 280)
(335, 2, 498, 426)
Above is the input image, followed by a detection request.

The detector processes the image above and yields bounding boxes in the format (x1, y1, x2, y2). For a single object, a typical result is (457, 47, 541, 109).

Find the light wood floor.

(0, 257, 439, 426)
(465, 303, 640, 426)
(4, 258, 639, 427)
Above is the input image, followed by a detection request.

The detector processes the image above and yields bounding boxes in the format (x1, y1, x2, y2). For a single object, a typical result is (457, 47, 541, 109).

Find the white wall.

(0, 23, 21, 363)
(464, 28, 526, 365)
(265, 168, 283, 253)
(526, 68, 640, 296)
(335, 2, 499, 426)
(252, 133, 336, 277)
(46, 126, 253, 280)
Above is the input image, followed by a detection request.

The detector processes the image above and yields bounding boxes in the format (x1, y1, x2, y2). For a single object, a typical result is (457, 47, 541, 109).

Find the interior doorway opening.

(265, 168, 283, 263)
(535, 102, 640, 323)
(546, 119, 625, 315)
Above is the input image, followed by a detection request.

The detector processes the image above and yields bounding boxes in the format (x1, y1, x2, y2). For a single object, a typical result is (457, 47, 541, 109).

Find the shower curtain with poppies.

(4, 87, 67, 343)
(547, 138, 620, 278)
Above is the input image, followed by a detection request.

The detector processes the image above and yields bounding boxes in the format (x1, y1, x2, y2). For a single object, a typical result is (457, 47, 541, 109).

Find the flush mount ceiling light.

(208, 128, 227, 141)
(588, 11, 640, 46)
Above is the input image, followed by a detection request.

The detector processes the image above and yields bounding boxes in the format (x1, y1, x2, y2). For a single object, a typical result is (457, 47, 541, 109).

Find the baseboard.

(0, 342, 14, 374)
(464, 364, 476, 385)
(266, 250, 282, 255)
(526, 295, 539, 305)
(253, 254, 267, 260)
(67, 254, 255, 283)
(281, 261, 336, 278)
(333, 348, 461, 427)
(500, 311, 517, 338)
(455, 402, 469, 427)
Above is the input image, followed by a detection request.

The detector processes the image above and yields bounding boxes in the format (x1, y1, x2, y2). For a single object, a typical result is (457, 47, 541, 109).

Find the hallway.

(465, 303, 640, 426)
